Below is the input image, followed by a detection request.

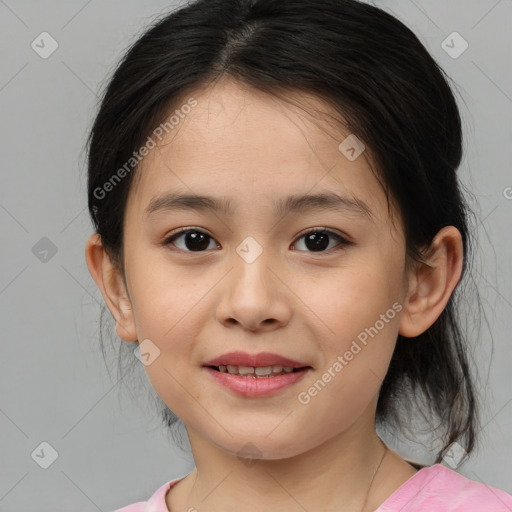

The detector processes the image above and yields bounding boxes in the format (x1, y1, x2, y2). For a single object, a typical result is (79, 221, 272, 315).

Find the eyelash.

(161, 227, 351, 254)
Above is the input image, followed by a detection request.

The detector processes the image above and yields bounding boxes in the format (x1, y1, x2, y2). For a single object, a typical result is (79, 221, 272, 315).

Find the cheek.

(295, 272, 399, 433)
(127, 274, 210, 420)
(126, 245, 204, 336)
(297, 257, 404, 406)
(303, 265, 399, 341)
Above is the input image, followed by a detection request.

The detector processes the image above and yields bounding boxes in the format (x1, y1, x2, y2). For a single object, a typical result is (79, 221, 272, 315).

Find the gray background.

(0, 0, 511, 510)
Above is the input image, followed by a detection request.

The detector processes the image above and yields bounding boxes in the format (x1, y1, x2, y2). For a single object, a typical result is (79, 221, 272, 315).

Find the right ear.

(85, 233, 138, 342)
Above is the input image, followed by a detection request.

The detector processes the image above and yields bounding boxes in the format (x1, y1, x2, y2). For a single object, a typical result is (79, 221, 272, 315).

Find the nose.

(215, 245, 292, 333)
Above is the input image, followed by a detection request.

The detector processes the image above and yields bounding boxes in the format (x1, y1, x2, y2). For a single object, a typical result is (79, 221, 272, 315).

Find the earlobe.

(398, 226, 463, 338)
(85, 233, 138, 342)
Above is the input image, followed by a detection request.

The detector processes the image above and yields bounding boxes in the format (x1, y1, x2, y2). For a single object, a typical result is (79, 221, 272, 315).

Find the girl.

(84, 0, 512, 510)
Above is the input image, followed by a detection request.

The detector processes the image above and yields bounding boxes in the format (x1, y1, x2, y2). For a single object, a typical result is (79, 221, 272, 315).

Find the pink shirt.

(113, 464, 512, 511)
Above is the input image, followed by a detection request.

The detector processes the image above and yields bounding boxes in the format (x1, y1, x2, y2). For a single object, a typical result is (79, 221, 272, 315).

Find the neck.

(175, 407, 392, 512)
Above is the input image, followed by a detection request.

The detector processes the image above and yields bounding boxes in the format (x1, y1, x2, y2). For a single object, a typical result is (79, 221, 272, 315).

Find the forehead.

(126, 78, 394, 227)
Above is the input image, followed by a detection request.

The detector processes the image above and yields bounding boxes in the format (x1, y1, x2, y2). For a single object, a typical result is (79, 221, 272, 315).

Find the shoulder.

(111, 476, 184, 512)
(378, 463, 512, 512)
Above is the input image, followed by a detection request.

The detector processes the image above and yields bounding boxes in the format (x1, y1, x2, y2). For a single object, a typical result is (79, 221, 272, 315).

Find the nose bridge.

(232, 234, 274, 298)
(216, 234, 291, 330)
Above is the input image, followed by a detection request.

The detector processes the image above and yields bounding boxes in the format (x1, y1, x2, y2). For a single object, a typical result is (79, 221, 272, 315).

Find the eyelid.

(164, 226, 212, 238)
(294, 226, 351, 243)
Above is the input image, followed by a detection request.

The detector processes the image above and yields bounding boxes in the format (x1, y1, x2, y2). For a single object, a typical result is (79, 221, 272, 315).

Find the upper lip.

(203, 351, 312, 368)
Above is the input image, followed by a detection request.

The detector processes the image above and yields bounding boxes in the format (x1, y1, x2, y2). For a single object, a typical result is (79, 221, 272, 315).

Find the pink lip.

(203, 366, 311, 397)
(202, 351, 312, 398)
(202, 351, 311, 368)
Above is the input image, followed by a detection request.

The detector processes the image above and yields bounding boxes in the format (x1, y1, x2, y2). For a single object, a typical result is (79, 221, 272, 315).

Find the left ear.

(399, 226, 464, 338)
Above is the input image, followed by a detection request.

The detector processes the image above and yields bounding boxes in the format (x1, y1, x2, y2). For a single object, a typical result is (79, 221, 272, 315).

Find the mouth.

(201, 351, 313, 396)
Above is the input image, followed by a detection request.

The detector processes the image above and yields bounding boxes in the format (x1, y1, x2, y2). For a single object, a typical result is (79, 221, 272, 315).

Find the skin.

(86, 78, 464, 511)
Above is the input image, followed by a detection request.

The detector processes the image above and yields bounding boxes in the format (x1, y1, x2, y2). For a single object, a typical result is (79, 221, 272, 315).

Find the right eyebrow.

(144, 192, 234, 217)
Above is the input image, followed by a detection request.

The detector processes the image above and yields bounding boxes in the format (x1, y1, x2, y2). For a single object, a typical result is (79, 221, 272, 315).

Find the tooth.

(219, 364, 296, 376)
(255, 366, 272, 376)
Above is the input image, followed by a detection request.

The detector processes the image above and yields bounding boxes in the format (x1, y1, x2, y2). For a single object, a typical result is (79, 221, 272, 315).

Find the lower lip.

(203, 367, 310, 397)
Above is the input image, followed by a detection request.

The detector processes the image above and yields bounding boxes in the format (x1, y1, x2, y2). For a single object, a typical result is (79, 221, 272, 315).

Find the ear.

(85, 233, 138, 342)
(399, 226, 463, 338)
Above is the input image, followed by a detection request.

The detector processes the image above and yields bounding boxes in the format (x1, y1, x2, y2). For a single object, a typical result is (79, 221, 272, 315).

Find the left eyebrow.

(275, 191, 374, 222)
(144, 191, 374, 222)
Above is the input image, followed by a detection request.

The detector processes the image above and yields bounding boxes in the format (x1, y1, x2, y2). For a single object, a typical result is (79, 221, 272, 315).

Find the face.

(115, 78, 411, 460)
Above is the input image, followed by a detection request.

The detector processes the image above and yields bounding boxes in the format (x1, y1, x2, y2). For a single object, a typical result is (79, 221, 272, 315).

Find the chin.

(216, 433, 314, 462)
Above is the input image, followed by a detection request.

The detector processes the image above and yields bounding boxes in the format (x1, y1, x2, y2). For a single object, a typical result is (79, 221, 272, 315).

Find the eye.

(162, 228, 219, 252)
(162, 227, 351, 253)
(292, 228, 350, 253)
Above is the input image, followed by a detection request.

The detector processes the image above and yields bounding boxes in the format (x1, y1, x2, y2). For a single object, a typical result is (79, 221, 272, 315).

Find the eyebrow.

(144, 191, 374, 222)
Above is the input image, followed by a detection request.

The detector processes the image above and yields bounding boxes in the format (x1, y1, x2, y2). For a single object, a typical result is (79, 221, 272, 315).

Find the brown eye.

(163, 229, 219, 252)
(162, 227, 351, 254)
(292, 229, 350, 253)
